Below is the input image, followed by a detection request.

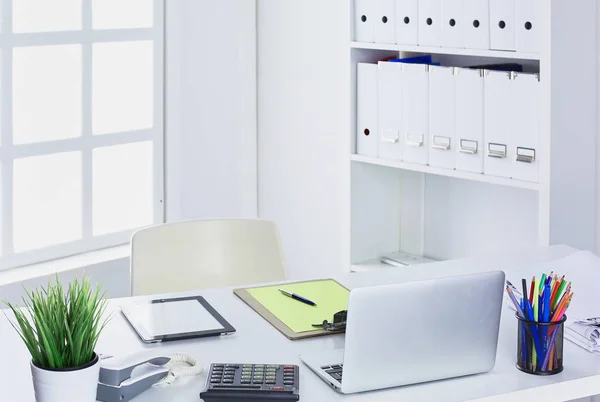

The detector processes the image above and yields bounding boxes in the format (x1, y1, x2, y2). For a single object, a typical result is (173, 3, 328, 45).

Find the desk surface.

(1, 245, 600, 402)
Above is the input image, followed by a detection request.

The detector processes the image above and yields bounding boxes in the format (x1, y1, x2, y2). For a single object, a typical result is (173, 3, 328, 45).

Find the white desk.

(2, 245, 600, 402)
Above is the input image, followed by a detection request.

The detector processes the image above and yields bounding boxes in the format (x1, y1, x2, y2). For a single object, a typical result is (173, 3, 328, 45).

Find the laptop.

(299, 270, 506, 394)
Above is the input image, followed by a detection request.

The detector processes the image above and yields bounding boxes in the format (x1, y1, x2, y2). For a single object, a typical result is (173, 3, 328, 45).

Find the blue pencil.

(524, 299, 543, 364)
(520, 299, 528, 367)
(542, 284, 551, 357)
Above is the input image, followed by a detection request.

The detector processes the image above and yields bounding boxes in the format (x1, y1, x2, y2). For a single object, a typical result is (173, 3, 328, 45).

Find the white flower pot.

(30, 353, 101, 402)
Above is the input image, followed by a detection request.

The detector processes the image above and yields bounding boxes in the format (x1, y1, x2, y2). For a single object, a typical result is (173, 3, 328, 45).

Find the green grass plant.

(4, 276, 109, 370)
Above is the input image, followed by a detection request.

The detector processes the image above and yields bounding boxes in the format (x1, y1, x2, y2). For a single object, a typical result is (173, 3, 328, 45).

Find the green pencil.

(532, 277, 539, 369)
(552, 279, 568, 312)
(539, 274, 547, 292)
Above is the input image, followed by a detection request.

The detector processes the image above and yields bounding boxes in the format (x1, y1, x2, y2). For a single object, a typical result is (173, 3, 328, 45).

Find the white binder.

(455, 68, 484, 173)
(462, 0, 490, 50)
(515, 0, 541, 53)
(356, 63, 379, 158)
(354, 0, 376, 42)
(395, 0, 419, 45)
(441, 0, 464, 49)
(484, 70, 512, 178)
(375, 0, 397, 44)
(429, 66, 457, 170)
(402, 64, 429, 165)
(511, 73, 539, 182)
(378, 62, 404, 161)
(489, 0, 516, 51)
(418, 0, 442, 47)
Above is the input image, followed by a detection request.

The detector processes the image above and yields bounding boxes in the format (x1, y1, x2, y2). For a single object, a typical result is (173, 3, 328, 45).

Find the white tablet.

(121, 296, 236, 343)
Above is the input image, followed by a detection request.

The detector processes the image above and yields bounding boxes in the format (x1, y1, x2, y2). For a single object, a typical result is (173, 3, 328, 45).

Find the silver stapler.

(97, 353, 172, 402)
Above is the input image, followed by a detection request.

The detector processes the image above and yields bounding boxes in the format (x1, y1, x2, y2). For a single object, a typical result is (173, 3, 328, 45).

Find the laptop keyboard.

(321, 364, 343, 383)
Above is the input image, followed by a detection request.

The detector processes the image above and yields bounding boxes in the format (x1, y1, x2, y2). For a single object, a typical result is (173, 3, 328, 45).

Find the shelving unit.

(350, 41, 541, 61)
(351, 154, 540, 191)
(346, 0, 597, 272)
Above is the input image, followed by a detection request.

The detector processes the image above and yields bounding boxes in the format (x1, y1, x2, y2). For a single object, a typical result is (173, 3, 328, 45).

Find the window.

(0, 0, 164, 270)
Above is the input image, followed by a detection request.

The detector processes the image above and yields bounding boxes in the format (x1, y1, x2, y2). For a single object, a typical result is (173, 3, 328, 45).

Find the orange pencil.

(552, 292, 571, 322)
(553, 294, 573, 322)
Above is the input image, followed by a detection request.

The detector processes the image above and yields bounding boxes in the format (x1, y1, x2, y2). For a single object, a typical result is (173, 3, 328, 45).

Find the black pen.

(278, 289, 316, 306)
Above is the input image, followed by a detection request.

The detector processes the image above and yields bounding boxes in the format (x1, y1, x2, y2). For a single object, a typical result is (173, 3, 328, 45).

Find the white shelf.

(350, 41, 541, 61)
(351, 154, 540, 191)
(351, 259, 395, 272)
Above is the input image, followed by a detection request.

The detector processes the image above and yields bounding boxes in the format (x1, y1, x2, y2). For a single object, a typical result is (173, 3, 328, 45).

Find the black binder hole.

(449, 19, 456, 27)
(364, 129, 370, 136)
(361, 15, 367, 23)
(499, 20, 506, 29)
(473, 20, 480, 28)
(382, 16, 388, 23)
(426, 18, 433, 26)
(525, 21, 533, 30)
(404, 16, 410, 24)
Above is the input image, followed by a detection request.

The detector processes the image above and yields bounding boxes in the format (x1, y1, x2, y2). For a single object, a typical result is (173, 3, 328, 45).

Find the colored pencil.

(542, 296, 573, 371)
(529, 277, 535, 305)
(552, 279, 568, 312)
(550, 277, 561, 311)
(539, 274, 547, 292)
(532, 277, 539, 368)
(506, 287, 525, 317)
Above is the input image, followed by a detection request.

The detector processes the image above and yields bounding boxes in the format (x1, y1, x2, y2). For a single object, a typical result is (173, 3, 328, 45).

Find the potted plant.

(4, 276, 109, 402)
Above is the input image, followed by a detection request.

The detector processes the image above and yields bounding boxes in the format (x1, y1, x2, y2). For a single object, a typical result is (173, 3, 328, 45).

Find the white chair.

(130, 219, 287, 296)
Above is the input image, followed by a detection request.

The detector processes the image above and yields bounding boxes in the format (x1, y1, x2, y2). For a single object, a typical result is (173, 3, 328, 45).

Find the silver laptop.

(299, 270, 505, 394)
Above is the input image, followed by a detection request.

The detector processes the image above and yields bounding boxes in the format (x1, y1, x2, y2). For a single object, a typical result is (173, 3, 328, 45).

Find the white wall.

(166, 0, 257, 221)
(0, 0, 259, 302)
(596, 3, 600, 255)
(257, 0, 351, 279)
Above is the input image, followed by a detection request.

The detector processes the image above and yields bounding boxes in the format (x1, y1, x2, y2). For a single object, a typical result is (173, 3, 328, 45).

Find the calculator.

(199, 363, 300, 402)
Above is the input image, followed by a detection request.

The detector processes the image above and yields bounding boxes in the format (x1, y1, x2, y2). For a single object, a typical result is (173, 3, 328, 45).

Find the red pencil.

(529, 276, 535, 304)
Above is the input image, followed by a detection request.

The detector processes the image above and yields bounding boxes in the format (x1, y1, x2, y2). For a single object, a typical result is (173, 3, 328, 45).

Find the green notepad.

(246, 280, 350, 333)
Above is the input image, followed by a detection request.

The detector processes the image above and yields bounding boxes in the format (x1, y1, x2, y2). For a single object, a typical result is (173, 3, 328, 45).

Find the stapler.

(96, 353, 172, 402)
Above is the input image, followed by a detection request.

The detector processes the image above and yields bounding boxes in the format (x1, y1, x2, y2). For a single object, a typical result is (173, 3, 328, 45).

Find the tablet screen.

(122, 299, 225, 338)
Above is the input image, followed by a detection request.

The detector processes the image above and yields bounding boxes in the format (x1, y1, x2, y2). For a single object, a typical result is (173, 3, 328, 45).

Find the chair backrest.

(130, 219, 287, 296)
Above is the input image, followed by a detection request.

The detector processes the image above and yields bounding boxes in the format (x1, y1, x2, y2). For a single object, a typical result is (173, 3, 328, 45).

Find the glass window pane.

(13, 152, 82, 252)
(13, 45, 82, 145)
(92, 41, 153, 135)
(92, 0, 153, 29)
(13, 0, 82, 33)
(93, 141, 153, 235)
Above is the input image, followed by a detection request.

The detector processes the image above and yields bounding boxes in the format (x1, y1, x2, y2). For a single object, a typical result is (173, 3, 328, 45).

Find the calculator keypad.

(205, 363, 299, 396)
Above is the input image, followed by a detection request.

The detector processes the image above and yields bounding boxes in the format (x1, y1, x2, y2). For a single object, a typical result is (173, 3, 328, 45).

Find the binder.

(402, 63, 429, 165)
(418, 0, 442, 47)
(441, 0, 464, 49)
(511, 73, 539, 182)
(462, 0, 490, 50)
(429, 66, 457, 170)
(484, 70, 512, 178)
(356, 63, 379, 158)
(515, 0, 541, 53)
(489, 0, 516, 51)
(395, 0, 419, 45)
(378, 61, 404, 161)
(354, 0, 376, 42)
(455, 68, 484, 173)
(375, 0, 396, 44)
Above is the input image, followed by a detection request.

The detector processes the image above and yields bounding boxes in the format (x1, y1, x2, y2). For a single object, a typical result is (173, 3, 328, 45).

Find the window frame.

(0, 0, 165, 271)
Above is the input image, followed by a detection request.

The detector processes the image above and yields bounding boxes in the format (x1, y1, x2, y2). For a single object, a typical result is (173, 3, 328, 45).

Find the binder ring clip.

(312, 310, 348, 332)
